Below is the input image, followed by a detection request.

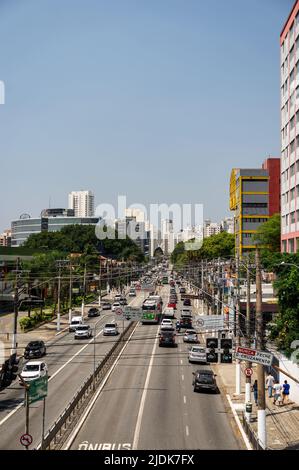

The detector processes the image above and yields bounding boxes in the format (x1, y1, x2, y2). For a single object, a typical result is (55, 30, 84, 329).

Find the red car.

(167, 301, 177, 310)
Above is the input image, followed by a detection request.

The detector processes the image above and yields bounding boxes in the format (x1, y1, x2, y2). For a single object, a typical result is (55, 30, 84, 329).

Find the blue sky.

(0, 0, 294, 231)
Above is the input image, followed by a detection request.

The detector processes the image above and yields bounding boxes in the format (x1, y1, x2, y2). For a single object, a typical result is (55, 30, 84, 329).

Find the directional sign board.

(235, 347, 273, 366)
(194, 315, 225, 331)
(141, 284, 155, 291)
(28, 375, 48, 405)
(181, 294, 200, 300)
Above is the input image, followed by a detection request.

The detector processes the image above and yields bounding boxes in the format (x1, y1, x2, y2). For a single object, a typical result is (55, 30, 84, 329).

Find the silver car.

(103, 323, 119, 336)
(74, 324, 92, 339)
(183, 330, 198, 343)
(188, 346, 207, 364)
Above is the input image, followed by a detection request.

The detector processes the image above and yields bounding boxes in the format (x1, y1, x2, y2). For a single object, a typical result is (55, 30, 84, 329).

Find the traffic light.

(0, 354, 22, 390)
(206, 338, 218, 363)
(220, 338, 233, 363)
(0, 359, 12, 390)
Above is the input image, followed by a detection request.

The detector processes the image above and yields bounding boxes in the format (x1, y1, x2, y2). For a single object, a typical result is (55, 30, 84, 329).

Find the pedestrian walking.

(265, 372, 275, 398)
(282, 380, 290, 404)
(273, 381, 282, 405)
(252, 379, 258, 405)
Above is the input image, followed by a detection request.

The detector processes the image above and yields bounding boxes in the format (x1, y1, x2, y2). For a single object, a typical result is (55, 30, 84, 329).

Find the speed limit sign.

(115, 308, 123, 316)
(245, 368, 253, 377)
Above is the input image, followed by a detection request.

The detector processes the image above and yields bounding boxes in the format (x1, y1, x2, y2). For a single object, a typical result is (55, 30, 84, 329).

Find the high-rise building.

(0, 229, 11, 247)
(221, 217, 234, 234)
(203, 219, 221, 238)
(280, 1, 299, 252)
(68, 190, 95, 217)
(161, 219, 176, 255)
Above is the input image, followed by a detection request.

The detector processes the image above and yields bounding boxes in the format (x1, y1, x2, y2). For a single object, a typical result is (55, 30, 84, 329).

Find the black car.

(119, 298, 128, 306)
(179, 317, 193, 329)
(159, 330, 177, 347)
(24, 341, 46, 359)
(192, 369, 218, 393)
(179, 287, 186, 294)
(88, 307, 100, 317)
(183, 299, 191, 306)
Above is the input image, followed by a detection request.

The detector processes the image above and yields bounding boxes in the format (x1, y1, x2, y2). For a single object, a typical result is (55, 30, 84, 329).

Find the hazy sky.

(0, 0, 294, 231)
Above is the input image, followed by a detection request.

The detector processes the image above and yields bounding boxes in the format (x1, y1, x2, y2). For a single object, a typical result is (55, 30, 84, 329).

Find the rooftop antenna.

(49, 196, 51, 209)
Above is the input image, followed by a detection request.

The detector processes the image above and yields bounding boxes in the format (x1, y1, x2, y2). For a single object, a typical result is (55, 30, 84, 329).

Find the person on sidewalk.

(282, 380, 290, 404)
(265, 372, 275, 398)
(252, 379, 258, 405)
(273, 381, 282, 405)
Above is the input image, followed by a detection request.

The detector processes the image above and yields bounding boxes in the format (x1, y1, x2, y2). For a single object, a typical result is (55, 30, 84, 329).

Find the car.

(101, 302, 112, 310)
(129, 289, 136, 297)
(103, 323, 119, 336)
(179, 287, 186, 294)
(69, 316, 83, 332)
(112, 302, 122, 312)
(114, 294, 122, 301)
(159, 329, 176, 347)
(160, 318, 173, 328)
(183, 330, 198, 343)
(24, 341, 46, 359)
(163, 307, 175, 319)
(192, 369, 218, 393)
(189, 346, 206, 363)
(20, 361, 48, 383)
(181, 308, 192, 317)
(75, 324, 92, 339)
(179, 317, 193, 329)
(183, 299, 191, 306)
(167, 302, 177, 310)
(88, 307, 100, 317)
(119, 297, 128, 306)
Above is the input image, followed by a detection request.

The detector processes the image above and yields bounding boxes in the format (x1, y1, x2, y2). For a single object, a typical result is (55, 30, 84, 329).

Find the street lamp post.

(93, 317, 103, 391)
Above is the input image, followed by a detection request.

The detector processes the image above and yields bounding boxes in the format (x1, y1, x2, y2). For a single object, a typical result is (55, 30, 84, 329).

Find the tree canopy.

(253, 213, 281, 252)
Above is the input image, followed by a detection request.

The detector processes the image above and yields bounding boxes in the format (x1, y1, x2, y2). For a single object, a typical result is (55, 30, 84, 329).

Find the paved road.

(69, 286, 242, 450)
(0, 292, 142, 450)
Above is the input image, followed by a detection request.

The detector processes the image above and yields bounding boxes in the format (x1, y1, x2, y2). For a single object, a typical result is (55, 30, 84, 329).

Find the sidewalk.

(212, 361, 299, 450)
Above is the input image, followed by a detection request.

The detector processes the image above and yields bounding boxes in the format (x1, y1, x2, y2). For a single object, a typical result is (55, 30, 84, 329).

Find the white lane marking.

(186, 425, 189, 436)
(226, 394, 252, 450)
(62, 322, 140, 450)
(132, 332, 159, 450)
(180, 359, 183, 365)
(181, 374, 184, 381)
(183, 396, 186, 404)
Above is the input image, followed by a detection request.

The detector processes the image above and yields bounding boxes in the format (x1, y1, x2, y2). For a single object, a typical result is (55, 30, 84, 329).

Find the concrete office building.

(203, 219, 221, 238)
(280, 1, 299, 252)
(68, 190, 95, 217)
(0, 229, 11, 247)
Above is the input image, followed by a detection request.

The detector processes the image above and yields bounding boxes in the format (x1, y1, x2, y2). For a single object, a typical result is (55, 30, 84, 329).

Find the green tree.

(253, 213, 281, 252)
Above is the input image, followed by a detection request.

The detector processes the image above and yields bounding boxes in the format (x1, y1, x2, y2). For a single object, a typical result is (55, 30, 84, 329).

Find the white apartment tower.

(281, 1, 299, 252)
(68, 190, 95, 217)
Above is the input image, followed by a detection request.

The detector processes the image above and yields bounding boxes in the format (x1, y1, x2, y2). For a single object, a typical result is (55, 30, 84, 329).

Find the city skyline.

(0, 0, 293, 233)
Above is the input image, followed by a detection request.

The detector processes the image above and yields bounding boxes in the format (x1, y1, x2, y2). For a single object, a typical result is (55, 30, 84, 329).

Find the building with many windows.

(0, 229, 11, 247)
(280, 0, 299, 252)
(230, 168, 269, 259)
(11, 209, 99, 247)
(68, 190, 95, 217)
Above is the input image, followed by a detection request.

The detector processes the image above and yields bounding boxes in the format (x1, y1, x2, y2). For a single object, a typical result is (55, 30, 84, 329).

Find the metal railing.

(41, 322, 136, 450)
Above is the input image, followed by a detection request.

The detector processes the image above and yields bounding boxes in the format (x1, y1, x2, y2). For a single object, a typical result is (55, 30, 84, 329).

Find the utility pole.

(57, 262, 62, 332)
(245, 256, 252, 421)
(255, 247, 266, 449)
(11, 258, 20, 355)
(81, 263, 87, 320)
(98, 255, 102, 306)
(235, 254, 241, 395)
(69, 260, 72, 324)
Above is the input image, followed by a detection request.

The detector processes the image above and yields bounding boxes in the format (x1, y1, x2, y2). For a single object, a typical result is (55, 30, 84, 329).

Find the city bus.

(141, 299, 162, 324)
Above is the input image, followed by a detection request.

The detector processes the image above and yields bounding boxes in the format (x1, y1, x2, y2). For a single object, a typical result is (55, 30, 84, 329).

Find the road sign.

(141, 284, 155, 291)
(119, 306, 143, 320)
(245, 368, 253, 377)
(20, 433, 33, 447)
(235, 347, 273, 366)
(115, 307, 123, 316)
(28, 375, 48, 405)
(196, 319, 204, 327)
(181, 294, 200, 300)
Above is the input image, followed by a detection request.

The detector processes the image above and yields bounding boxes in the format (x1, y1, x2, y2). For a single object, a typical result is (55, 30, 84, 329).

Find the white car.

(69, 316, 83, 332)
(112, 302, 121, 312)
(181, 309, 192, 318)
(20, 361, 48, 382)
(114, 294, 122, 301)
(160, 319, 173, 328)
(103, 323, 119, 336)
(74, 324, 92, 339)
(129, 288, 136, 297)
(188, 346, 207, 364)
(163, 307, 175, 319)
(183, 330, 198, 343)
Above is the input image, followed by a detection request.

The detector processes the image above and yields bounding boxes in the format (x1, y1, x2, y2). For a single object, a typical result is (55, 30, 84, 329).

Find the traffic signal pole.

(255, 247, 266, 449)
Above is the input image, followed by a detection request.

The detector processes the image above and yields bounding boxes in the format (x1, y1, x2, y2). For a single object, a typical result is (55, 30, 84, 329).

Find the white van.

(69, 316, 83, 332)
(163, 307, 175, 319)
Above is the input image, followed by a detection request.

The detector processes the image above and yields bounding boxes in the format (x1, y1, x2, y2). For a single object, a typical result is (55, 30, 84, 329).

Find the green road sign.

(28, 375, 48, 405)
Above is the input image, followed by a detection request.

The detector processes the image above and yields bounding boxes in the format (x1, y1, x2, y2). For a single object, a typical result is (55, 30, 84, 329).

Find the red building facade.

(262, 158, 281, 216)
